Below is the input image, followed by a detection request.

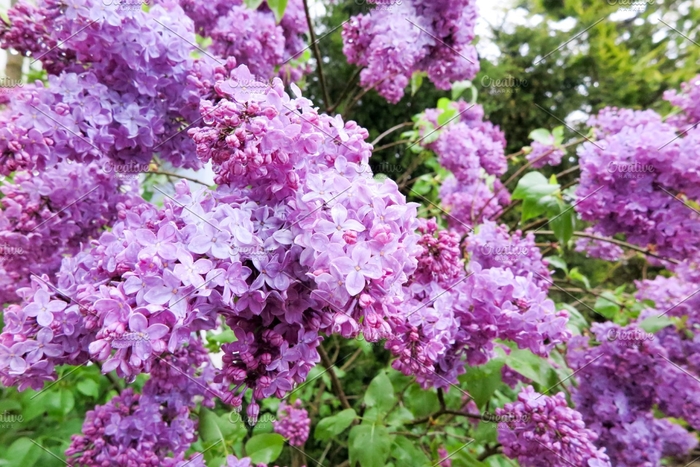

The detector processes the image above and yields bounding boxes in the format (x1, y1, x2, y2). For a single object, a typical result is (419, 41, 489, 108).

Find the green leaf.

(552, 126, 565, 144)
(559, 303, 588, 336)
(209, 329, 237, 344)
(245, 433, 284, 464)
(391, 436, 430, 467)
(520, 197, 545, 222)
(529, 128, 552, 144)
(315, 408, 356, 441)
(424, 156, 441, 171)
(244, 0, 265, 9)
(22, 391, 50, 422)
(451, 80, 473, 100)
(266, 0, 288, 23)
(404, 385, 439, 418)
(365, 371, 395, 413)
(411, 72, 426, 96)
(362, 407, 381, 425)
(199, 408, 225, 444)
(412, 176, 433, 195)
(59, 388, 75, 415)
(386, 406, 414, 427)
(547, 199, 574, 245)
(473, 419, 498, 444)
(76, 379, 99, 398)
(349, 424, 392, 467)
(594, 292, 621, 319)
(437, 107, 458, 127)
(437, 97, 452, 110)
(545, 255, 568, 273)
(638, 316, 674, 333)
(568, 268, 591, 289)
(459, 358, 505, 409)
(512, 172, 560, 200)
(505, 348, 552, 386)
(224, 411, 250, 442)
(0, 399, 21, 413)
(447, 445, 488, 467)
(3, 438, 42, 467)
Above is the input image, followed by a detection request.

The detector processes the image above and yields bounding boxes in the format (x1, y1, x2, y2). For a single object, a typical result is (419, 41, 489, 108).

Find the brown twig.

(339, 347, 363, 372)
(405, 408, 487, 426)
(536, 230, 680, 265)
(318, 345, 352, 410)
(373, 139, 411, 153)
(554, 164, 580, 179)
(302, 0, 331, 109)
(327, 68, 362, 113)
(371, 122, 414, 147)
(147, 171, 209, 186)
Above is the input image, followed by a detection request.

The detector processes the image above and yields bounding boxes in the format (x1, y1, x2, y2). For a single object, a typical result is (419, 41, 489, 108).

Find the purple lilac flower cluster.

(437, 447, 451, 467)
(178, 0, 309, 82)
(439, 176, 510, 234)
(0, 0, 203, 173)
(342, 0, 479, 103)
(412, 218, 464, 286)
(587, 107, 664, 138)
(0, 66, 422, 418)
(567, 322, 700, 466)
(0, 0, 70, 75)
(415, 102, 509, 233)
(527, 139, 565, 169)
(663, 74, 700, 125)
(576, 106, 700, 261)
(574, 227, 624, 262)
(387, 264, 569, 389)
(464, 220, 552, 291)
(496, 385, 611, 467)
(425, 102, 507, 184)
(66, 338, 214, 467)
(273, 400, 311, 446)
(0, 161, 137, 304)
(635, 268, 700, 375)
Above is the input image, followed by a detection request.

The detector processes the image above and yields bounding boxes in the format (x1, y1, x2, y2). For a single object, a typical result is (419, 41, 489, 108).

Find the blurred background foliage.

(309, 0, 700, 153)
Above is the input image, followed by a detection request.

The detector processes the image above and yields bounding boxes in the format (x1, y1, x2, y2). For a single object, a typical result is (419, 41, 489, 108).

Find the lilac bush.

(0, 1, 699, 466)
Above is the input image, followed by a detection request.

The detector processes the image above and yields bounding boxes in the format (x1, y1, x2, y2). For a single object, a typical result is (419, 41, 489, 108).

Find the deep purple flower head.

(273, 400, 311, 446)
(342, 0, 479, 102)
(567, 322, 700, 466)
(496, 386, 611, 467)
